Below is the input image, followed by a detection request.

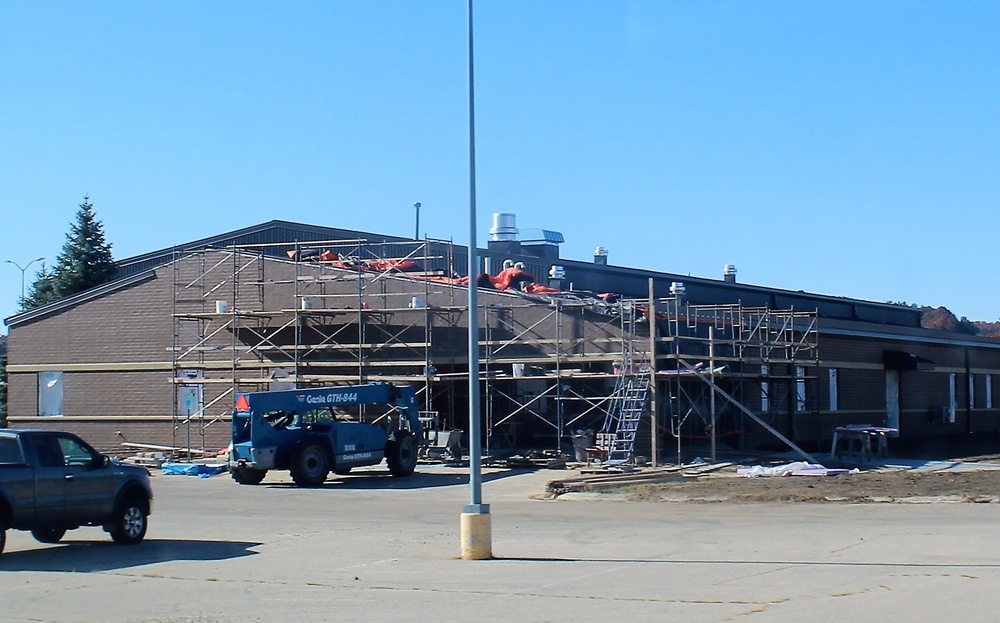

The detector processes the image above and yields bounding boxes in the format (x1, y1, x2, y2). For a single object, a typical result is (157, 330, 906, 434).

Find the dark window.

(299, 408, 337, 425)
(0, 437, 24, 464)
(31, 436, 64, 468)
(57, 436, 97, 466)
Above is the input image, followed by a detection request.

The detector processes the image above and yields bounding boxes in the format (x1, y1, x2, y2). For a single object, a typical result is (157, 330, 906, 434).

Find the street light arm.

(4, 257, 44, 271)
(5, 256, 46, 304)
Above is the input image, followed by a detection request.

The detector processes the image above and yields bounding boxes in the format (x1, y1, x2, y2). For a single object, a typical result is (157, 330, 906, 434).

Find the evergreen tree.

(21, 263, 59, 310)
(51, 195, 116, 294)
(21, 196, 117, 311)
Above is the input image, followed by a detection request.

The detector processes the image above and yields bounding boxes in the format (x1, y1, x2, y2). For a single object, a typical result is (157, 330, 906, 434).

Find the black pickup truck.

(0, 429, 153, 555)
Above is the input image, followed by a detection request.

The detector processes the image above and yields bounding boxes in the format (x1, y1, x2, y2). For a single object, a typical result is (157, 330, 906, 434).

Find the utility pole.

(4, 257, 45, 308)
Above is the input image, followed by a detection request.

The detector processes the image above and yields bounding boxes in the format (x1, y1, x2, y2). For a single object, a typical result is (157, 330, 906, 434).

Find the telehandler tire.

(386, 430, 417, 477)
(290, 443, 329, 487)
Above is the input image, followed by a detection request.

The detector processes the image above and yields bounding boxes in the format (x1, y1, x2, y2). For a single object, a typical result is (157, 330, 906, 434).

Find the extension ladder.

(601, 360, 651, 464)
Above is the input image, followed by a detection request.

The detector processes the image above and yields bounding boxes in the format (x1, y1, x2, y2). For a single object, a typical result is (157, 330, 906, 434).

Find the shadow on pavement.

(263, 468, 533, 490)
(0, 538, 261, 572)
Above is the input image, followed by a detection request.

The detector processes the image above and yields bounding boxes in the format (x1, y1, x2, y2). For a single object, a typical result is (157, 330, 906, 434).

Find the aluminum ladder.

(601, 359, 651, 465)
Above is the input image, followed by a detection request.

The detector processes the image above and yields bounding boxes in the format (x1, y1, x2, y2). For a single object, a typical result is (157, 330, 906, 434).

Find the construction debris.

(121, 441, 213, 455)
(121, 451, 167, 469)
(117, 441, 226, 470)
(736, 462, 853, 477)
(547, 462, 735, 495)
(492, 450, 569, 470)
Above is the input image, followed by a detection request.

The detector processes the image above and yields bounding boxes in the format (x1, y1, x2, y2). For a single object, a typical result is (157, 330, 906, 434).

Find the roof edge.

(4, 270, 157, 328)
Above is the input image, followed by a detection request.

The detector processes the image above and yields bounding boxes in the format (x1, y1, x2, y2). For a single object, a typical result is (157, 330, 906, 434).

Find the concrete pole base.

(460, 507, 492, 560)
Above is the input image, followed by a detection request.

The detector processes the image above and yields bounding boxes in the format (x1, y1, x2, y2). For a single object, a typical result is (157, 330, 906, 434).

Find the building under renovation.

(5, 215, 1000, 462)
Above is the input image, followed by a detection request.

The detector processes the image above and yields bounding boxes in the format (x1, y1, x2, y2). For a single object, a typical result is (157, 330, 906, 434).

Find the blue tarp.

(162, 462, 228, 478)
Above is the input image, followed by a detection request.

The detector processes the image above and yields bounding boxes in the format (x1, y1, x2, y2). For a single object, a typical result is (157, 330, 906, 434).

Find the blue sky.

(2, 1, 998, 328)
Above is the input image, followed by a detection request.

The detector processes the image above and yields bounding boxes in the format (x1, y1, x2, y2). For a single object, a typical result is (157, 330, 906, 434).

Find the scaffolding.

(655, 298, 821, 464)
(169, 242, 820, 463)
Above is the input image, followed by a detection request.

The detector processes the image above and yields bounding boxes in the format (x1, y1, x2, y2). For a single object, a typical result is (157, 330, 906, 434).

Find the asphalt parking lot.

(3, 465, 1000, 623)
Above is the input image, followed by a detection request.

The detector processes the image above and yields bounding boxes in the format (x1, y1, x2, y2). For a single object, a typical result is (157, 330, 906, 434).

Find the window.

(263, 410, 297, 429)
(828, 369, 839, 411)
(30, 436, 64, 468)
(760, 365, 769, 412)
(795, 366, 806, 412)
(987, 375, 993, 410)
(0, 437, 24, 465)
(949, 374, 957, 415)
(299, 408, 338, 426)
(969, 375, 976, 409)
(57, 435, 97, 466)
(38, 371, 64, 416)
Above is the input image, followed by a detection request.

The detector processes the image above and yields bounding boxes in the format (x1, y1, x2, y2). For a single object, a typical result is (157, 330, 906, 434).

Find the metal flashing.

(4, 270, 156, 327)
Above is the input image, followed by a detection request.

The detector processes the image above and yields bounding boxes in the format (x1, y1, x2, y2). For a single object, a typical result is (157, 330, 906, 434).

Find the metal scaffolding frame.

(655, 298, 821, 464)
(169, 243, 820, 463)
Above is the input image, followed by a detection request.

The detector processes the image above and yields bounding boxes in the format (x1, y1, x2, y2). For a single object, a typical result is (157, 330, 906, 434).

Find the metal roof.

(6, 219, 925, 330)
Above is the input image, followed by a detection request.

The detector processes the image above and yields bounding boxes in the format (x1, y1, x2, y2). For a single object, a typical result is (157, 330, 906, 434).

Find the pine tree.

(21, 264, 59, 309)
(21, 195, 117, 311)
(51, 195, 117, 295)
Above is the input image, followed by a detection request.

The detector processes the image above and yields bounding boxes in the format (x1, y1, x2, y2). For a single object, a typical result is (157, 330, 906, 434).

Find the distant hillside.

(975, 321, 1000, 339)
(919, 306, 1000, 339)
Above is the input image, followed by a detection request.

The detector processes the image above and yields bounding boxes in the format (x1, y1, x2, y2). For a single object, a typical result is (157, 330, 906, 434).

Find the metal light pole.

(413, 202, 421, 240)
(4, 257, 45, 307)
(460, 0, 492, 560)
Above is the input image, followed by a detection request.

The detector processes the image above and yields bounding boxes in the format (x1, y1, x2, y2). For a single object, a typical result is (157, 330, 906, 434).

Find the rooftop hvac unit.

(594, 246, 608, 265)
(489, 212, 518, 241)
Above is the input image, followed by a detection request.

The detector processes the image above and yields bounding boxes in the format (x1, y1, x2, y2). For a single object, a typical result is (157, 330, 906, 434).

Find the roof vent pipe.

(489, 213, 518, 242)
(723, 264, 738, 283)
(548, 265, 566, 290)
(594, 246, 608, 266)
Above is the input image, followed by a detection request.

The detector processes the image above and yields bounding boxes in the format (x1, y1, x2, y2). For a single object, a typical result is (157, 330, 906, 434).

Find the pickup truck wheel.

(386, 430, 417, 477)
(30, 527, 66, 544)
(110, 498, 148, 545)
(231, 466, 267, 485)
(290, 444, 329, 487)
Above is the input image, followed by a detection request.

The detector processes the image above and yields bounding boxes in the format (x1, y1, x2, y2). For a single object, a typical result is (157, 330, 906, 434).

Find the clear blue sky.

(2, 1, 998, 328)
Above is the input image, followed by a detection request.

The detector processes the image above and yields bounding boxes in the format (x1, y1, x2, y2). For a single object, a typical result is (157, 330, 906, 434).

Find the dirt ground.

(609, 468, 1000, 503)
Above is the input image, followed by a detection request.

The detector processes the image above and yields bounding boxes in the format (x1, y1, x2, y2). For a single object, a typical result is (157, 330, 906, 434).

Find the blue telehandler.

(228, 382, 421, 486)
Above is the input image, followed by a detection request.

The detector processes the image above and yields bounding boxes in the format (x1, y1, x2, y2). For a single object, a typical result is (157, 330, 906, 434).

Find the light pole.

(4, 257, 45, 307)
(460, 0, 491, 561)
(413, 202, 421, 240)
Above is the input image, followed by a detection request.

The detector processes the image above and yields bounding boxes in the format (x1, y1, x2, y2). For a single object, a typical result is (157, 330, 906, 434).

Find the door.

(25, 435, 67, 523)
(885, 370, 900, 431)
(57, 434, 118, 522)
